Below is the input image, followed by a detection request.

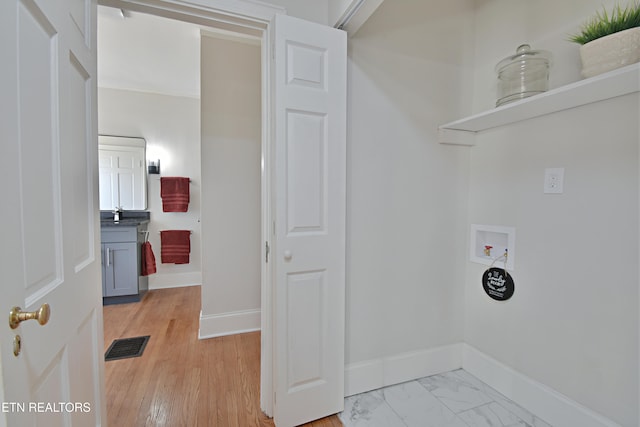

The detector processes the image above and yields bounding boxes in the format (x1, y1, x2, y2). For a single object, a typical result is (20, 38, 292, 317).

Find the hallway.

(103, 286, 341, 426)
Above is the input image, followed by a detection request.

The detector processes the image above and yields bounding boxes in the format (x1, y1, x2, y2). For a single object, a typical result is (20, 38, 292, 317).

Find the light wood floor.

(103, 286, 343, 427)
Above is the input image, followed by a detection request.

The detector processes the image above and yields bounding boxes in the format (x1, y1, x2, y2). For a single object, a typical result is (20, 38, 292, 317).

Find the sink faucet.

(113, 206, 123, 222)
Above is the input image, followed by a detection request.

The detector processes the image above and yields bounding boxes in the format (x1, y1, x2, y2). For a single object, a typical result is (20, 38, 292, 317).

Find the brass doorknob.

(9, 304, 50, 329)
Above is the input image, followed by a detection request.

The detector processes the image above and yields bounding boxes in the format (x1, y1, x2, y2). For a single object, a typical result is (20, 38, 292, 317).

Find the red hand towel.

(160, 177, 190, 212)
(141, 241, 157, 276)
(160, 230, 191, 264)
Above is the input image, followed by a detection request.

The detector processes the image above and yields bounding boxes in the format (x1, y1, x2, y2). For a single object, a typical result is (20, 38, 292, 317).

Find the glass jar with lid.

(495, 44, 552, 107)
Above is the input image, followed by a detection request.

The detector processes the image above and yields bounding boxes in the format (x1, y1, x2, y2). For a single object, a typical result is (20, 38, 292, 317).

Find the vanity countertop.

(101, 219, 150, 227)
(100, 210, 150, 227)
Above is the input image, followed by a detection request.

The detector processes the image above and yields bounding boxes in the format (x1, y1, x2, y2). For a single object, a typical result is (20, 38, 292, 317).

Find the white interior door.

(272, 14, 347, 427)
(0, 0, 105, 425)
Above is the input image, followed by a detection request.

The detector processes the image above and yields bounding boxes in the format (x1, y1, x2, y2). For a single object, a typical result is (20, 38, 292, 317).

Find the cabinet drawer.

(101, 227, 137, 243)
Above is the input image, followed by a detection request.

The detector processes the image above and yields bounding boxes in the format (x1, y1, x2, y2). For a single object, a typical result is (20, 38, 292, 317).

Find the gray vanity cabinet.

(101, 223, 148, 304)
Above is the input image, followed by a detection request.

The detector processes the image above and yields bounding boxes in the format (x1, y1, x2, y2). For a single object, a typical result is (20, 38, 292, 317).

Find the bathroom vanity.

(100, 211, 150, 305)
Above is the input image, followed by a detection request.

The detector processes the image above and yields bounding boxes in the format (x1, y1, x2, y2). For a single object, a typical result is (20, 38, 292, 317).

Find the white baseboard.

(198, 308, 261, 339)
(344, 343, 463, 397)
(345, 343, 621, 427)
(148, 271, 202, 290)
(462, 344, 621, 427)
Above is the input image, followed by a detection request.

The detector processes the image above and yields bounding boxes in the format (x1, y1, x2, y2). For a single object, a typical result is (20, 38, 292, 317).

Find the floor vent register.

(105, 336, 150, 361)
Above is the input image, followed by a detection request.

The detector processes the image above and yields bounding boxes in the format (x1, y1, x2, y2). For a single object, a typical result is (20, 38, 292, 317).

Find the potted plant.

(570, 1, 640, 78)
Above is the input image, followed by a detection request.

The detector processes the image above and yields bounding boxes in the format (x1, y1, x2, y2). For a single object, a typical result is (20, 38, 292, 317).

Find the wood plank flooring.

(103, 286, 342, 427)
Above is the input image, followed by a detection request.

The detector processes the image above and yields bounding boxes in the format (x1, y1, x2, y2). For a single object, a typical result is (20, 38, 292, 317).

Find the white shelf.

(438, 62, 640, 145)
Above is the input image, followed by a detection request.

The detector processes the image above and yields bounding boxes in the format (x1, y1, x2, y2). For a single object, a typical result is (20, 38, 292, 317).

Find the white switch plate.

(544, 168, 564, 194)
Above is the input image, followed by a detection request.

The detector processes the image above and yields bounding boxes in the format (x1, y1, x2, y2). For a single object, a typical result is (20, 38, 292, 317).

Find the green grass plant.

(570, 1, 640, 44)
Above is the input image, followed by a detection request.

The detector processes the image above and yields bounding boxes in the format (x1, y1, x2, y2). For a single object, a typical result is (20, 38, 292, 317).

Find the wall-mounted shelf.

(438, 63, 640, 146)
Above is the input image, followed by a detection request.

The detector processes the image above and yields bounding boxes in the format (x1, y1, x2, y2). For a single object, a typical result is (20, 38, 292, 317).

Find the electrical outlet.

(544, 168, 564, 194)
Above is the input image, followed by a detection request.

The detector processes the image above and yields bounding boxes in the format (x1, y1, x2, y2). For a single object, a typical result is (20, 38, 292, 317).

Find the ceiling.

(97, 1, 378, 98)
(98, 6, 201, 98)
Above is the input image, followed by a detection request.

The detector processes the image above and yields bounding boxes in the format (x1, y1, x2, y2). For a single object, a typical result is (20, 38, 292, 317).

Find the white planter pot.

(579, 27, 640, 78)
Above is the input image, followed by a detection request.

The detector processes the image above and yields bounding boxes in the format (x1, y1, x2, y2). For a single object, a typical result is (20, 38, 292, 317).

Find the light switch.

(544, 168, 564, 194)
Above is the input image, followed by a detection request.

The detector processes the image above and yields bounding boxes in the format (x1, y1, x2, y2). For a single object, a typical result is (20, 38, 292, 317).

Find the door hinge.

(265, 241, 270, 263)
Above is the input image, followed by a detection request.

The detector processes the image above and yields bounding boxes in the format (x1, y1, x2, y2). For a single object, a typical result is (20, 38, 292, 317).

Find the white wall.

(199, 35, 262, 338)
(98, 87, 202, 289)
(465, 95, 639, 427)
(347, 2, 639, 426)
(98, 6, 201, 98)
(471, 0, 620, 112)
(465, 2, 639, 426)
(345, 0, 474, 376)
(327, 0, 386, 34)
(268, 0, 329, 25)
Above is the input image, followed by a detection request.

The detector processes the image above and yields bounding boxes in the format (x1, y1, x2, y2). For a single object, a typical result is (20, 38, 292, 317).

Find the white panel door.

(0, 0, 105, 425)
(272, 14, 347, 427)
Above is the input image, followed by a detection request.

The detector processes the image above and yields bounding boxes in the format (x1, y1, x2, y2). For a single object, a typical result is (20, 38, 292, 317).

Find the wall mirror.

(99, 135, 147, 210)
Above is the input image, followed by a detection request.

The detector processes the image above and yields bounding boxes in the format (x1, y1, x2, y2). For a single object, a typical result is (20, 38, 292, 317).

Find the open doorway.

(96, 4, 269, 423)
(96, 2, 348, 425)
(97, 8, 204, 294)
(96, 7, 262, 317)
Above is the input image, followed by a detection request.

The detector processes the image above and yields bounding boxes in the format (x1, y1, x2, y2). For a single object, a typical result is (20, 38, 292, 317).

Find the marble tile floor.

(339, 369, 553, 427)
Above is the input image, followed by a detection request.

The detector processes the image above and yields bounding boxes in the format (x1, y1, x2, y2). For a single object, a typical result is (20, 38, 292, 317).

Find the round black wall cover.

(482, 267, 514, 301)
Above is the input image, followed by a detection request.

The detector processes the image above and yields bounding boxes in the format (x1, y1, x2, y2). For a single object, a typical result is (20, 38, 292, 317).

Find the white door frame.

(99, 0, 279, 415)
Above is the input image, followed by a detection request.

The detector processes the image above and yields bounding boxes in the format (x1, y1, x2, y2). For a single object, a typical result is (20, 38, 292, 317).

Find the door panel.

(286, 270, 325, 389)
(287, 111, 327, 234)
(1, 0, 105, 425)
(33, 361, 67, 427)
(286, 42, 326, 89)
(67, 311, 102, 424)
(18, 0, 63, 303)
(67, 51, 95, 271)
(273, 13, 347, 427)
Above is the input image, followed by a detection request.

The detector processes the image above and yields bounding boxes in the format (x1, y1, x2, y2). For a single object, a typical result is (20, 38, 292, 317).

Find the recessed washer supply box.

(470, 224, 515, 270)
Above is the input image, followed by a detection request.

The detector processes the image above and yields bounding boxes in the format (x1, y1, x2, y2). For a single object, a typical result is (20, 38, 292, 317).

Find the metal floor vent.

(105, 336, 150, 361)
